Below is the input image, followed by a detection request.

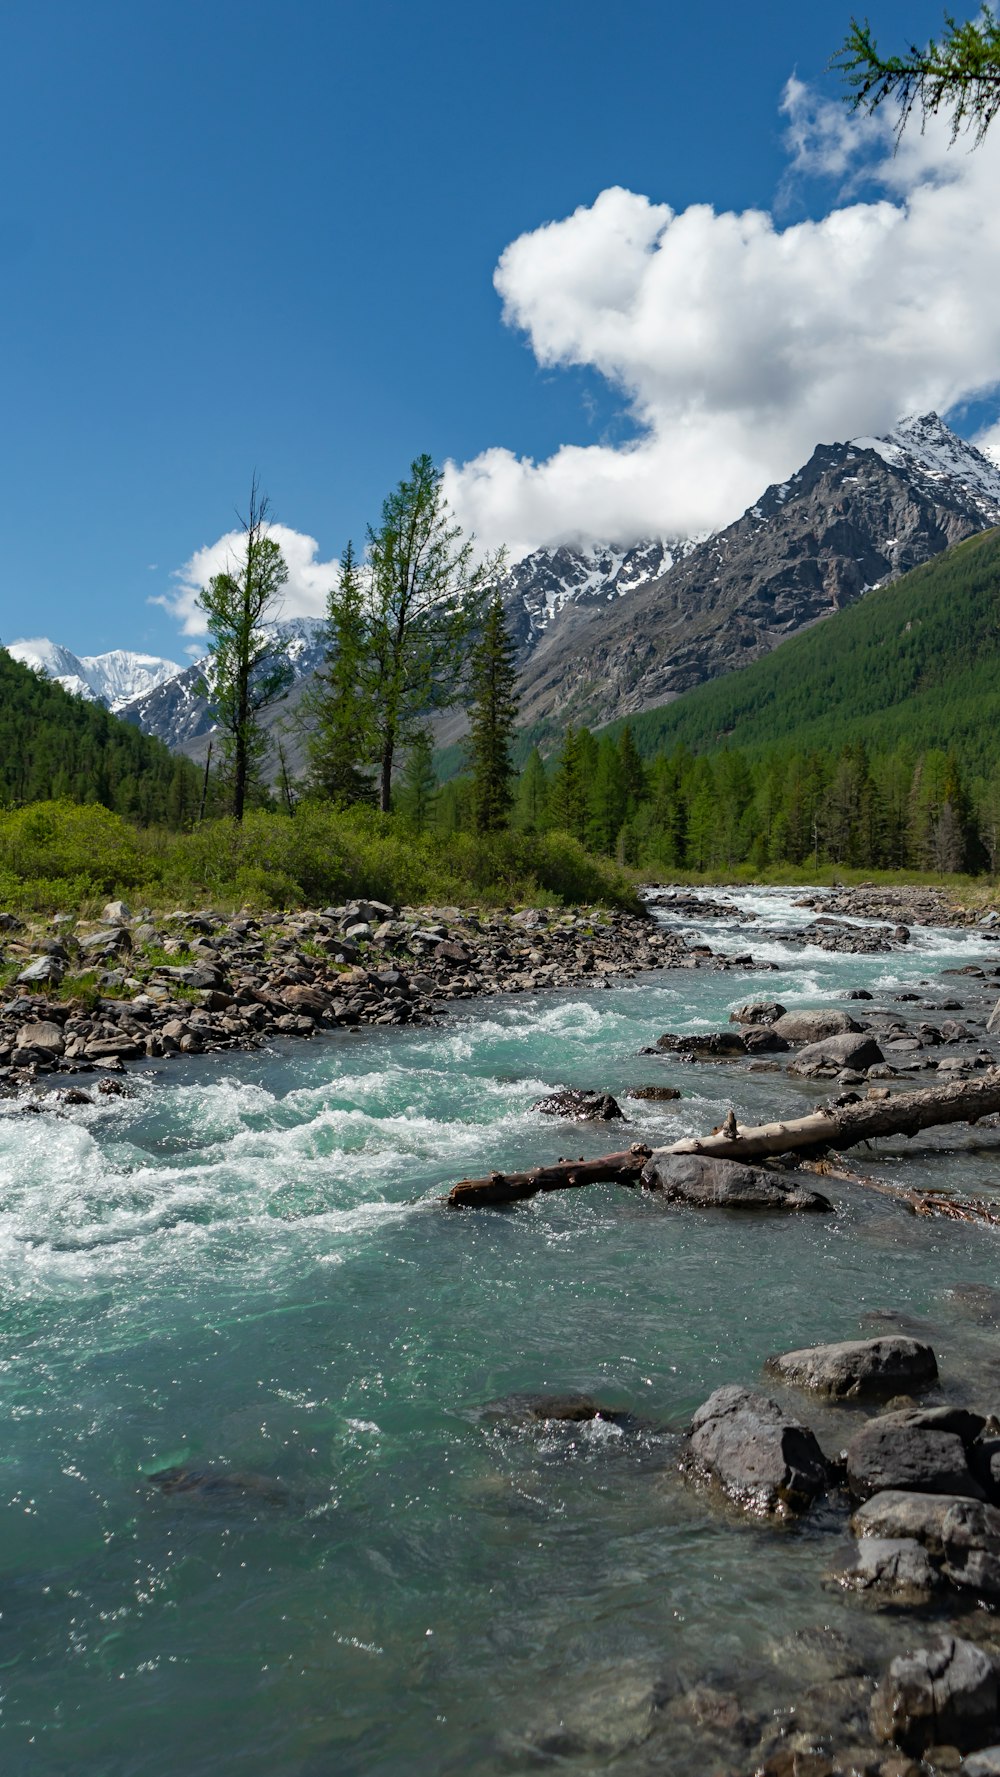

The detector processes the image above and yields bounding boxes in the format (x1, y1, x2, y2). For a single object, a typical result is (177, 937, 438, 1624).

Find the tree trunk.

(379, 733, 394, 814)
(444, 1071, 1000, 1208)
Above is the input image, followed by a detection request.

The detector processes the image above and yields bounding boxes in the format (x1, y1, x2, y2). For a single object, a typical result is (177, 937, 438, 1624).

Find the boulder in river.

(687, 1383, 830, 1514)
(844, 1417, 984, 1501)
(643, 1153, 833, 1213)
(478, 1392, 639, 1428)
(771, 1009, 862, 1042)
(655, 1031, 747, 1058)
(729, 1001, 787, 1026)
(627, 1085, 682, 1101)
(533, 1089, 624, 1120)
(788, 1031, 885, 1074)
(764, 1336, 938, 1399)
(852, 1490, 1000, 1596)
(828, 1534, 940, 1604)
(870, 1635, 999, 1756)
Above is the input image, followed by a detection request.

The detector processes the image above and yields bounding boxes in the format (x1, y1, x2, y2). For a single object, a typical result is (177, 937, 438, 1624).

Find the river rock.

(765, 1336, 938, 1399)
(788, 1032, 886, 1074)
(829, 1535, 940, 1604)
(870, 1636, 999, 1756)
(742, 1027, 791, 1054)
(962, 1750, 1000, 1775)
(655, 1031, 747, 1057)
(772, 1009, 862, 1042)
(479, 1392, 637, 1427)
(147, 1465, 290, 1506)
(627, 1085, 682, 1101)
(852, 1491, 1000, 1595)
(845, 1419, 984, 1501)
(15, 1019, 65, 1056)
(533, 1089, 624, 1120)
(643, 1153, 833, 1212)
(688, 1384, 830, 1514)
(730, 1002, 787, 1026)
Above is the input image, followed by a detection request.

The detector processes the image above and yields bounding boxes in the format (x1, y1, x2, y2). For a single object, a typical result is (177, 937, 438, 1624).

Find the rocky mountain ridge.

(11, 413, 1000, 761)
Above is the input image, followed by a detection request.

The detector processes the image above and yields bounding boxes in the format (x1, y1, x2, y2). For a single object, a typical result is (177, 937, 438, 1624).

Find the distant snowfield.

(7, 638, 183, 712)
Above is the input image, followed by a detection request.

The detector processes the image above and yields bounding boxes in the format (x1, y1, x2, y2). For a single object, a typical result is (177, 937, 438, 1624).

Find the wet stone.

(687, 1383, 830, 1515)
(765, 1337, 939, 1401)
(643, 1152, 833, 1213)
(870, 1636, 1000, 1757)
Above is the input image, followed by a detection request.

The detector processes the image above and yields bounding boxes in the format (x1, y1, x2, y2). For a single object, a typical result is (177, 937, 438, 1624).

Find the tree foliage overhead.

(0, 645, 201, 825)
(835, 6, 1000, 142)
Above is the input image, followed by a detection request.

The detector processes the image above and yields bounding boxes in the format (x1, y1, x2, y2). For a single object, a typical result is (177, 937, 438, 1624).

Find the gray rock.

(15, 1019, 65, 1056)
(870, 1635, 999, 1755)
(829, 1535, 940, 1603)
(765, 1336, 938, 1399)
(688, 1383, 829, 1514)
(845, 1420, 984, 1502)
(788, 1031, 886, 1074)
(627, 1085, 682, 1101)
(655, 1030, 747, 1057)
(101, 900, 132, 923)
(772, 1008, 862, 1042)
(962, 1749, 1000, 1775)
(533, 1089, 624, 1121)
(853, 1490, 1000, 1596)
(730, 1001, 787, 1026)
(643, 1152, 833, 1212)
(16, 956, 64, 985)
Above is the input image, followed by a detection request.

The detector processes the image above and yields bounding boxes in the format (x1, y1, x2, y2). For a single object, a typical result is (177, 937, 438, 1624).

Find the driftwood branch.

(445, 1071, 1000, 1209)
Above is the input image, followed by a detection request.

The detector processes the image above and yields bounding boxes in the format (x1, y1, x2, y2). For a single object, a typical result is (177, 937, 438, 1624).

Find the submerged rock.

(533, 1089, 624, 1120)
(765, 1337, 938, 1400)
(870, 1635, 999, 1756)
(643, 1153, 833, 1213)
(147, 1465, 290, 1506)
(687, 1383, 830, 1514)
(828, 1534, 940, 1604)
(478, 1392, 640, 1428)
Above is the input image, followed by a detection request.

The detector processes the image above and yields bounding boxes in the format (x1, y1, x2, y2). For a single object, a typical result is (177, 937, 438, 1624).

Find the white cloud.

(443, 83, 1000, 557)
(154, 523, 338, 638)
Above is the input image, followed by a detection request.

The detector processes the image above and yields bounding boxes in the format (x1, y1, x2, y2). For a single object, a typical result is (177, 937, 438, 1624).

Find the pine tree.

(835, 7, 1000, 145)
(466, 589, 518, 833)
(302, 540, 374, 805)
(549, 727, 590, 842)
(588, 737, 627, 854)
(515, 746, 549, 833)
(618, 724, 647, 814)
(397, 731, 438, 829)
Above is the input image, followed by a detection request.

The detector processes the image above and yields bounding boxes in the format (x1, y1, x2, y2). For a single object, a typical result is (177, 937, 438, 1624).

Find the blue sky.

(3, 0, 996, 661)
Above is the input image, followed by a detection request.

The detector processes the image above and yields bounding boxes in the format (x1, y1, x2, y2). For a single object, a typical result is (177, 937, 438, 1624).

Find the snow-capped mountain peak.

(8, 638, 183, 712)
(854, 412, 1000, 524)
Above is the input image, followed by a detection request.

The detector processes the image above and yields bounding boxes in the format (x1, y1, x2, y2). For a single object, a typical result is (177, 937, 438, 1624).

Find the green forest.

(0, 646, 202, 822)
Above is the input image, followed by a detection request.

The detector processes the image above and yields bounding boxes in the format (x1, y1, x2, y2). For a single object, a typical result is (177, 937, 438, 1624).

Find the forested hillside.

(0, 646, 202, 824)
(601, 528, 1000, 773)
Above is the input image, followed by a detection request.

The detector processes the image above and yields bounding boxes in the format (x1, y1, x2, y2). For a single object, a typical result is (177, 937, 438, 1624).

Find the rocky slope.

(509, 413, 1000, 734)
(6, 639, 182, 710)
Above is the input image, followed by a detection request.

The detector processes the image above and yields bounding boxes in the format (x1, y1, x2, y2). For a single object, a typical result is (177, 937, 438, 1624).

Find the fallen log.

(444, 1071, 1000, 1209)
(446, 1145, 651, 1208)
(661, 1068, 1000, 1164)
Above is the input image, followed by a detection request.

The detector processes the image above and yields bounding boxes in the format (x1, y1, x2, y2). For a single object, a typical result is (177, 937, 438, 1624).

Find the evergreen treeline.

(468, 727, 1000, 875)
(0, 646, 202, 825)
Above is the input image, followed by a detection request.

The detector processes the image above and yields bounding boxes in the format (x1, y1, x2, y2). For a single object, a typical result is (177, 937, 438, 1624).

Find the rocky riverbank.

(0, 895, 774, 1091)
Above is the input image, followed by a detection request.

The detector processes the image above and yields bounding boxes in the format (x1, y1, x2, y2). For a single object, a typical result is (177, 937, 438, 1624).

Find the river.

(2, 887, 999, 1774)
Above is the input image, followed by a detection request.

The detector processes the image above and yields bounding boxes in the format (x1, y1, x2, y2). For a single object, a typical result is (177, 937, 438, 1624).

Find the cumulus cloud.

(443, 83, 1000, 556)
(154, 523, 338, 639)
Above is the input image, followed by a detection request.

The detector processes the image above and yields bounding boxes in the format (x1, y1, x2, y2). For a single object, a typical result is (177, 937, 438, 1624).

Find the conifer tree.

(303, 540, 374, 805)
(588, 737, 627, 854)
(397, 731, 438, 829)
(197, 478, 293, 822)
(515, 746, 549, 833)
(835, 6, 1000, 144)
(549, 726, 590, 842)
(466, 588, 518, 833)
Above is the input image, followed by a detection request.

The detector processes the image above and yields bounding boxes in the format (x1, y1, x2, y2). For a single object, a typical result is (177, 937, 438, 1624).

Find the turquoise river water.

(2, 888, 1000, 1775)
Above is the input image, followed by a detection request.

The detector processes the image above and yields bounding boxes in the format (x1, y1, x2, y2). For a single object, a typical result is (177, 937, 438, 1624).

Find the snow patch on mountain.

(502, 536, 698, 651)
(854, 412, 1000, 525)
(7, 639, 183, 711)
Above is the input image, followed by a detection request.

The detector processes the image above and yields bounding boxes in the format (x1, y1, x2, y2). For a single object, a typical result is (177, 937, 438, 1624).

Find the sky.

(3, 0, 999, 662)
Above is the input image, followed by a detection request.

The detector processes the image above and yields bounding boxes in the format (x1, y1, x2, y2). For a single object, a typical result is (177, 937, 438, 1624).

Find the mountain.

(119, 615, 326, 758)
(601, 526, 1000, 777)
(7, 638, 182, 711)
(505, 413, 1000, 740)
(0, 645, 201, 822)
(502, 537, 695, 651)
